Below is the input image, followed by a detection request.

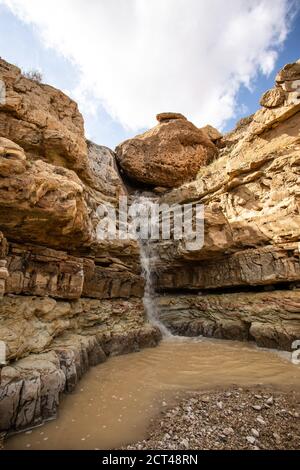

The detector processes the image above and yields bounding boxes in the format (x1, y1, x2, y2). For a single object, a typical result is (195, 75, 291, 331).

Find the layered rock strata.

(0, 60, 160, 433)
(0, 57, 300, 434)
(152, 61, 300, 347)
(114, 60, 300, 349)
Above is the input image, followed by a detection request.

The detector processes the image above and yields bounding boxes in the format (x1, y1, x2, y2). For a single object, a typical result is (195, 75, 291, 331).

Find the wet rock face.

(116, 113, 218, 188)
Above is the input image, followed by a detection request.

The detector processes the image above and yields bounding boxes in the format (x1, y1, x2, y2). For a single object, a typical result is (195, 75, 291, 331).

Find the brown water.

(6, 337, 300, 450)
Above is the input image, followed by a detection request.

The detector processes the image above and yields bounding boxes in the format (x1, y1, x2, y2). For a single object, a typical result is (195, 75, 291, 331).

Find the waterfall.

(132, 195, 172, 337)
(139, 239, 171, 337)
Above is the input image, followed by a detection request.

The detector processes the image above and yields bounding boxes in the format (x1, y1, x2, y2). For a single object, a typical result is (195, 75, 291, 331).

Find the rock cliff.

(0, 59, 160, 434)
(0, 58, 299, 434)
(152, 60, 300, 348)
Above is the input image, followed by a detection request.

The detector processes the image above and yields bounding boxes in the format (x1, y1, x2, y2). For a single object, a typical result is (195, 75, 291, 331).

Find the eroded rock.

(116, 113, 218, 187)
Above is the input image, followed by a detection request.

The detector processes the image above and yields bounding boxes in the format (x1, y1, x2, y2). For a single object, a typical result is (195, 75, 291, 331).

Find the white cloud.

(0, 0, 295, 131)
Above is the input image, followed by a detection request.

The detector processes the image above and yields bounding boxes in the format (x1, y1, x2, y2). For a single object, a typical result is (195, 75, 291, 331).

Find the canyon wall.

(116, 60, 300, 351)
(0, 60, 160, 433)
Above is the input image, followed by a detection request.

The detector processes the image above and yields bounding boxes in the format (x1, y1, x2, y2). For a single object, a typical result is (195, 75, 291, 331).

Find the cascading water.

(139, 239, 171, 337)
(132, 195, 172, 337)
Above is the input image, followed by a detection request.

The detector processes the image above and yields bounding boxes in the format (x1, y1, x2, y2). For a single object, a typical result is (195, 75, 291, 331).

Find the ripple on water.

(5, 337, 300, 450)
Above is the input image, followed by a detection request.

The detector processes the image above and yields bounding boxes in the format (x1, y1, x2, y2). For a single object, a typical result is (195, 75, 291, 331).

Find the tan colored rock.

(260, 87, 286, 108)
(200, 124, 223, 142)
(158, 290, 300, 350)
(275, 60, 300, 83)
(153, 61, 300, 298)
(116, 114, 218, 187)
(155, 245, 300, 291)
(0, 295, 161, 363)
(0, 138, 92, 249)
(5, 243, 84, 299)
(0, 59, 88, 179)
(156, 112, 187, 123)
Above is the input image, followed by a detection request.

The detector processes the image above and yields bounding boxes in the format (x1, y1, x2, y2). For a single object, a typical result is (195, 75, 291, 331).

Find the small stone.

(251, 429, 260, 438)
(223, 427, 234, 436)
(252, 405, 262, 411)
(181, 438, 189, 449)
(217, 401, 223, 410)
(201, 396, 210, 403)
(246, 436, 256, 445)
(256, 416, 266, 425)
(266, 397, 274, 405)
(273, 432, 281, 444)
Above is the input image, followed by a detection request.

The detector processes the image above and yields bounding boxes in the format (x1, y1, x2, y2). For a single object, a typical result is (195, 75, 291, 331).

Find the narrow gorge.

(0, 58, 300, 448)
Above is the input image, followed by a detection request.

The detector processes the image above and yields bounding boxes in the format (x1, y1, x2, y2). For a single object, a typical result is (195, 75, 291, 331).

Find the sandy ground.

(124, 388, 300, 450)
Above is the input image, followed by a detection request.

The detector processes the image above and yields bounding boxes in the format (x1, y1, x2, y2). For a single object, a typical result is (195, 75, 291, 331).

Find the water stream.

(133, 194, 171, 336)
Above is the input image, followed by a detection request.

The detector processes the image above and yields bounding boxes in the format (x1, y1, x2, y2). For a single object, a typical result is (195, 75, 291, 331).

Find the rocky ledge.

(0, 59, 161, 434)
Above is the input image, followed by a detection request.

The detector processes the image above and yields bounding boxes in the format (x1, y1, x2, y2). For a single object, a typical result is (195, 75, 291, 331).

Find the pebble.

(122, 388, 300, 451)
(181, 438, 189, 449)
(273, 432, 281, 444)
(256, 416, 266, 425)
(223, 427, 234, 436)
(252, 405, 262, 411)
(201, 396, 210, 403)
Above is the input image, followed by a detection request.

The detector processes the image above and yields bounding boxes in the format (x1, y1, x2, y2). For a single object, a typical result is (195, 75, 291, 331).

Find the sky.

(0, 0, 299, 149)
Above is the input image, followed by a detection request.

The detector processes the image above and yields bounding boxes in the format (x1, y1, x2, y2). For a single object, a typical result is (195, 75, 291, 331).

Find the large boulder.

(116, 113, 218, 188)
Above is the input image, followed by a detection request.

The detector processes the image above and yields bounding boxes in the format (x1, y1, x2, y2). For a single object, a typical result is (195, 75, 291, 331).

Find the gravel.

(124, 388, 300, 450)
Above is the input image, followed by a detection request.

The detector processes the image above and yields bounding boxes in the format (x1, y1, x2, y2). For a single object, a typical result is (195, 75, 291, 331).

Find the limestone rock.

(260, 87, 286, 108)
(156, 60, 300, 287)
(200, 124, 223, 142)
(116, 114, 218, 187)
(6, 243, 84, 299)
(158, 290, 300, 350)
(151, 61, 300, 347)
(0, 327, 160, 432)
(0, 295, 159, 362)
(156, 112, 187, 123)
(275, 61, 300, 83)
(0, 138, 92, 249)
(0, 59, 88, 179)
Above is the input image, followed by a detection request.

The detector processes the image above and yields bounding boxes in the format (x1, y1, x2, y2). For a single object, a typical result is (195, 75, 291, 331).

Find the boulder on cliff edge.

(115, 113, 219, 188)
